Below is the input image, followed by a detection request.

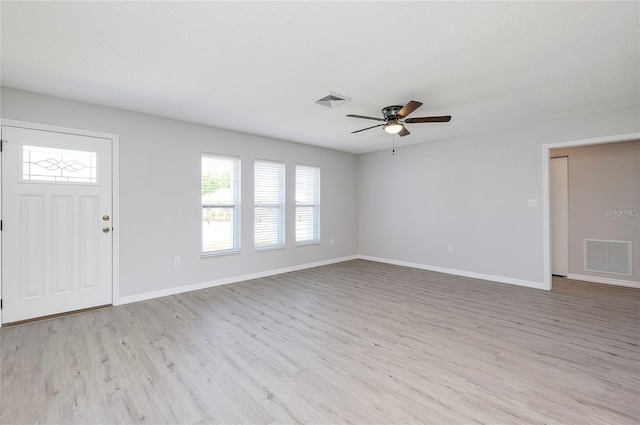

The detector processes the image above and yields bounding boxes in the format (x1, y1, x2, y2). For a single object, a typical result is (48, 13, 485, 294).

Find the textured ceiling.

(1, 1, 638, 154)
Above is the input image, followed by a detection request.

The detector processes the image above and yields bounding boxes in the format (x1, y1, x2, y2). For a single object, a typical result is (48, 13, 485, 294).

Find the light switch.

(528, 199, 540, 208)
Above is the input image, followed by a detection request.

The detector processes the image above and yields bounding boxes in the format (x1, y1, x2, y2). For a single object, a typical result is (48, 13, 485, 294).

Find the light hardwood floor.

(1, 260, 639, 424)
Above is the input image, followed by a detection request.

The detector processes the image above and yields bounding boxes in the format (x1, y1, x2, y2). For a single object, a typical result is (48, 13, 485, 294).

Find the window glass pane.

(255, 160, 285, 249)
(202, 207, 236, 252)
(202, 154, 240, 254)
(255, 207, 282, 247)
(295, 205, 316, 242)
(296, 165, 320, 243)
(22, 145, 97, 183)
(202, 156, 236, 204)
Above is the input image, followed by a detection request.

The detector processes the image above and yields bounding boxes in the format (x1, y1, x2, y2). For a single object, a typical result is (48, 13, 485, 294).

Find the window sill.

(254, 245, 286, 253)
(201, 250, 241, 259)
(296, 241, 320, 247)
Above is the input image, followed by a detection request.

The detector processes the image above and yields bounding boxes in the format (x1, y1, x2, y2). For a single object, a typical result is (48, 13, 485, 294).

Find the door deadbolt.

(103, 227, 111, 233)
(103, 215, 110, 221)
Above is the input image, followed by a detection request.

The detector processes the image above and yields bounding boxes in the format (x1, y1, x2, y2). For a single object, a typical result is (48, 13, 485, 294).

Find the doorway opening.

(542, 132, 640, 290)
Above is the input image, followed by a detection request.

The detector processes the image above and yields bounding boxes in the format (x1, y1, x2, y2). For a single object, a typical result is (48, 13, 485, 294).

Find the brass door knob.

(103, 227, 110, 233)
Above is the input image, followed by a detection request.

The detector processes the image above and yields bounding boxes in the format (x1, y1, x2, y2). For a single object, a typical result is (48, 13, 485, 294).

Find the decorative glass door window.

(22, 145, 97, 183)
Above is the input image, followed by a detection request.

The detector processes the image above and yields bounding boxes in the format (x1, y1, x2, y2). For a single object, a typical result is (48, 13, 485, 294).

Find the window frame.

(254, 159, 286, 251)
(201, 153, 241, 257)
(295, 164, 321, 245)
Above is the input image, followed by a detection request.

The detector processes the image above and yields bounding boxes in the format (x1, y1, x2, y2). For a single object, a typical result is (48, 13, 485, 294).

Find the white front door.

(1, 126, 113, 323)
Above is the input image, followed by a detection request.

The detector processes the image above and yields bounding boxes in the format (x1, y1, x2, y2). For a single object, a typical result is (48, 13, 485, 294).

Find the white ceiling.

(1, 1, 638, 154)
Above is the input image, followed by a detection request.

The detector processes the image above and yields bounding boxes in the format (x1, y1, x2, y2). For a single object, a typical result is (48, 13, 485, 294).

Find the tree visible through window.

(202, 154, 240, 255)
(296, 164, 320, 244)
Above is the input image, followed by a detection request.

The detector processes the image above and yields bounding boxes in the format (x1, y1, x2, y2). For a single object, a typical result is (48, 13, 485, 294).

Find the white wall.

(357, 106, 640, 287)
(1, 87, 358, 299)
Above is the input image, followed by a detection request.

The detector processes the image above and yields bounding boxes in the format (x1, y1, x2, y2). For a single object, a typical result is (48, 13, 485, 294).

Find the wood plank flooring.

(1, 259, 639, 424)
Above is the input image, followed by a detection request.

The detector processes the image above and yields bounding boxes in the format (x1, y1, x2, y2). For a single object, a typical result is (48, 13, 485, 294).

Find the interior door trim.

(0, 119, 120, 326)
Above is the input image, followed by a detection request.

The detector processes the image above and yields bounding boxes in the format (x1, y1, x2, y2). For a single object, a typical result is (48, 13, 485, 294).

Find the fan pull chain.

(392, 134, 395, 156)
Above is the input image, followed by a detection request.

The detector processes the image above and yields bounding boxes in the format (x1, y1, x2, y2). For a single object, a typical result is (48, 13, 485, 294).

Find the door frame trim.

(0, 119, 120, 326)
(549, 156, 569, 277)
(542, 131, 640, 290)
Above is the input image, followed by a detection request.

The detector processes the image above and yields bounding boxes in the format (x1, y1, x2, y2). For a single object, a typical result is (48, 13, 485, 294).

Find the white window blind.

(296, 164, 320, 244)
(201, 154, 241, 255)
(254, 160, 285, 250)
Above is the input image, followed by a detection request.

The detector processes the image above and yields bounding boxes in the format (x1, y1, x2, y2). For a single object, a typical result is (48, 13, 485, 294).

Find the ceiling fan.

(346, 101, 451, 137)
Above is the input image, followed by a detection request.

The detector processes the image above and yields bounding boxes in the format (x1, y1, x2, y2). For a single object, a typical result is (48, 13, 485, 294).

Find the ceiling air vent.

(314, 93, 352, 108)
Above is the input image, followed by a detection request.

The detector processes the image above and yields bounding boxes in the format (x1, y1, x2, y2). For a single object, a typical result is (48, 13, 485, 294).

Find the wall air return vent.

(584, 239, 632, 276)
(314, 93, 352, 108)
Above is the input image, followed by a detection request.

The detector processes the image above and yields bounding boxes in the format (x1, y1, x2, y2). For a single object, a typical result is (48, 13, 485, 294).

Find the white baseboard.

(357, 255, 548, 290)
(567, 273, 640, 289)
(117, 255, 358, 305)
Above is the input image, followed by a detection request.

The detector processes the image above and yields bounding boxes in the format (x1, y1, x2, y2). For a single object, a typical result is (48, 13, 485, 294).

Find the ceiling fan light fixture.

(384, 121, 403, 134)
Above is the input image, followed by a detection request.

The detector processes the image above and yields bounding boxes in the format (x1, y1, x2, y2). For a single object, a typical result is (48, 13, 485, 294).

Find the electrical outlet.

(448, 245, 454, 253)
(174, 257, 181, 266)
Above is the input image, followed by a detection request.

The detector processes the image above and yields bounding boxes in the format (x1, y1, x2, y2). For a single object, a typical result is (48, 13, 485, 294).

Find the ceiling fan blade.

(404, 115, 452, 123)
(351, 123, 385, 134)
(346, 114, 386, 122)
(397, 101, 423, 118)
(398, 126, 410, 137)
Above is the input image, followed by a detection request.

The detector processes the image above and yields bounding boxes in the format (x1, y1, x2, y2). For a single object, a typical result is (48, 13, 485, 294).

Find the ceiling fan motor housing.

(382, 105, 403, 120)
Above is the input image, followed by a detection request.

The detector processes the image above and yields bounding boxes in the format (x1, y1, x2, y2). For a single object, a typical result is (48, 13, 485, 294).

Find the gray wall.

(551, 140, 640, 282)
(3, 86, 639, 294)
(1, 87, 359, 298)
(357, 106, 640, 286)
